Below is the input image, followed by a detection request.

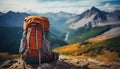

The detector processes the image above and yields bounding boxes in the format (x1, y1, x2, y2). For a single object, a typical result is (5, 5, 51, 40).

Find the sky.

(0, 0, 120, 14)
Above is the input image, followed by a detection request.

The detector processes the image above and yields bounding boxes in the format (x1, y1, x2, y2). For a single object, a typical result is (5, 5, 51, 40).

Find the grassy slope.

(54, 36, 120, 62)
(67, 25, 111, 44)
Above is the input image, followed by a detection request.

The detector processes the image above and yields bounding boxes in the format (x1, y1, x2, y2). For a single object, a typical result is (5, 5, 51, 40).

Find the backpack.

(19, 16, 58, 67)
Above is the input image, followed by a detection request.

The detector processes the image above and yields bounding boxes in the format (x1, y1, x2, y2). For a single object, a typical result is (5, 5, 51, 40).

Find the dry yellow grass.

(0, 52, 9, 56)
(54, 43, 80, 54)
(0, 52, 20, 59)
(54, 37, 120, 63)
(88, 36, 107, 43)
(95, 49, 120, 63)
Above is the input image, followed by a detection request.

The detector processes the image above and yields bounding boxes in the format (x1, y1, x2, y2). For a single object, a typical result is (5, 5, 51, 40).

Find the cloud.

(0, 0, 120, 13)
(98, 2, 120, 12)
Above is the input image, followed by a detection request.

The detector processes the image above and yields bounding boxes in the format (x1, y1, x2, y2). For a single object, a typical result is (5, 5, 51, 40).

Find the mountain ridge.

(0, 11, 30, 27)
(66, 7, 120, 30)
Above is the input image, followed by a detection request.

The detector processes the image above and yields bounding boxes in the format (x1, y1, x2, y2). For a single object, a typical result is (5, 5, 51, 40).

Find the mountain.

(67, 7, 120, 30)
(107, 10, 120, 22)
(0, 11, 76, 28)
(0, 11, 30, 27)
(0, 12, 4, 16)
(65, 7, 120, 43)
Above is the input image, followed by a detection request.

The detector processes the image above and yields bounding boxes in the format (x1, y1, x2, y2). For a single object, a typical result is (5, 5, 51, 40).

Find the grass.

(54, 35, 120, 63)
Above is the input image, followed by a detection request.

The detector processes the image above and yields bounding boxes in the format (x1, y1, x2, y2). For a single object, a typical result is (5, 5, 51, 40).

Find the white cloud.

(104, 2, 111, 7)
(98, 2, 120, 12)
(0, 0, 120, 13)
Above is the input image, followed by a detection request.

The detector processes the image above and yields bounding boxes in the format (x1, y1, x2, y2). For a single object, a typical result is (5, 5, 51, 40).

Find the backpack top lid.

(23, 16, 50, 31)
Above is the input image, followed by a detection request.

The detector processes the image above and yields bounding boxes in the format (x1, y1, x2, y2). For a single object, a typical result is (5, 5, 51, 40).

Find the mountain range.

(65, 7, 120, 43)
(66, 7, 120, 30)
(0, 11, 75, 31)
(0, 11, 29, 27)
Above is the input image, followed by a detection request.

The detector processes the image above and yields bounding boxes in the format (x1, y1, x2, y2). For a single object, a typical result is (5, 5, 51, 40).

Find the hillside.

(54, 35, 120, 62)
(67, 25, 111, 43)
(88, 26, 120, 43)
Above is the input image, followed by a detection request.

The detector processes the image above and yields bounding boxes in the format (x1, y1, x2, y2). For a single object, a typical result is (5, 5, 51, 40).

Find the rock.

(87, 57, 111, 67)
(9, 58, 25, 69)
(97, 62, 111, 67)
(41, 63, 52, 69)
(1, 59, 18, 68)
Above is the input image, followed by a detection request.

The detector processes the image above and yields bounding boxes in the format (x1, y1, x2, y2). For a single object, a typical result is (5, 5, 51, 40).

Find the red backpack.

(19, 16, 59, 68)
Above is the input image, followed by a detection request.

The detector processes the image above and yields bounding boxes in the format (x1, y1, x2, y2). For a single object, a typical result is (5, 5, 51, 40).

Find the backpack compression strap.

(22, 28, 32, 57)
(36, 28, 41, 68)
